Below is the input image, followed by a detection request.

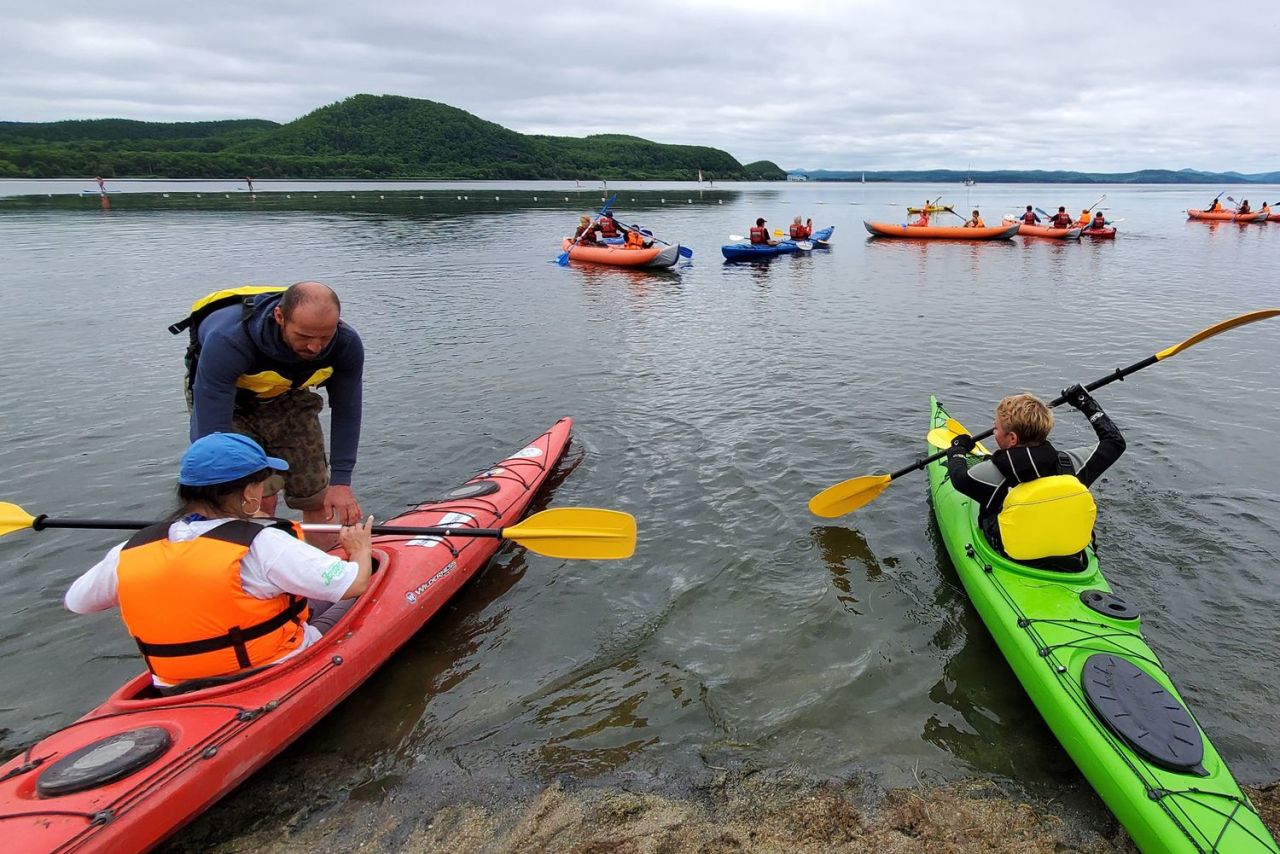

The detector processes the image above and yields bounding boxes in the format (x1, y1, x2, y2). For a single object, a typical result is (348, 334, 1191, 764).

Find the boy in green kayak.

(944, 386, 1126, 558)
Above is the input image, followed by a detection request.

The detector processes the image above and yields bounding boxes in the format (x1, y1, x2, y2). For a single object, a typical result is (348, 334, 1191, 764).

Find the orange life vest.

(749, 226, 769, 244)
(624, 230, 646, 249)
(117, 519, 309, 684)
(789, 222, 811, 239)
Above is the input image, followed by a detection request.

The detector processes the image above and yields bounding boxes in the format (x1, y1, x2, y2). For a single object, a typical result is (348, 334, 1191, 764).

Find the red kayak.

(0, 419, 573, 853)
(1081, 226, 1117, 239)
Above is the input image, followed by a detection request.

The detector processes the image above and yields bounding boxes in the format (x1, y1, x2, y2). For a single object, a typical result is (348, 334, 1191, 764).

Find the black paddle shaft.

(30, 515, 506, 539)
(889, 354, 1159, 480)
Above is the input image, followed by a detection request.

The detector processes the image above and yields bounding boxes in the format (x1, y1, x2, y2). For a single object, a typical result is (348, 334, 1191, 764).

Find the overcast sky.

(2, 1, 1277, 173)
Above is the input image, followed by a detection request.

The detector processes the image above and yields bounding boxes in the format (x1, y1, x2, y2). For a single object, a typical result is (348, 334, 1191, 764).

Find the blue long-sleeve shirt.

(189, 295, 364, 486)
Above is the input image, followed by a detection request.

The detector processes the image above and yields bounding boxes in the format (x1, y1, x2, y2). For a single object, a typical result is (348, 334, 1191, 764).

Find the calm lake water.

(2, 179, 1278, 839)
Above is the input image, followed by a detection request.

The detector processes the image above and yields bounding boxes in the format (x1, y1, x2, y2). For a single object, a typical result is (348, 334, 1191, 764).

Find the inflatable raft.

(560, 239, 681, 268)
(1187, 209, 1268, 223)
(1005, 219, 1082, 240)
(863, 220, 1019, 240)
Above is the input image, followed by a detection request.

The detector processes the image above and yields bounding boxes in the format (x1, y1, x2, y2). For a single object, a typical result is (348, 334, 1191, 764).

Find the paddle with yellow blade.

(926, 418, 992, 455)
(808, 307, 1280, 519)
(0, 504, 637, 560)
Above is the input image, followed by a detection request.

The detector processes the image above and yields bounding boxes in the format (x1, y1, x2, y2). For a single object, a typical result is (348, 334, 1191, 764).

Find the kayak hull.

(1188, 209, 1268, 223)
(1005, 220, 1082, 240)
(927, 397, 1277, 854)
(1081, 226, 1117, 239)
(863, 220, 1018, 240)
(721, 226, 833, 260)
(561, 239, 680, 268)
(0, 419, 574, 853)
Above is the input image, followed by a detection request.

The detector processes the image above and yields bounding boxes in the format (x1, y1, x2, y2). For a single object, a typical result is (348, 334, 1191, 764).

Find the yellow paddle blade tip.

(503, 507, 637, 560)
(808, 475, 892, 518)
(0, 501, 38, 539)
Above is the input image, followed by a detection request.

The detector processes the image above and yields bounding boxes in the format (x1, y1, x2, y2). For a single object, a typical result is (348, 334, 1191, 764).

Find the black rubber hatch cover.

(1081, 654, 1205, 776)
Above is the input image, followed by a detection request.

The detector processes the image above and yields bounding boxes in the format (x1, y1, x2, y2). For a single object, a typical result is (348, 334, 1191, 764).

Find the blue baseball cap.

(179, 433, 289, 486)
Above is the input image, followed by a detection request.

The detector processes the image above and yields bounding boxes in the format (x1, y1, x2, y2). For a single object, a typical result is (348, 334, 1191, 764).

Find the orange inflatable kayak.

(560, 239, 681, 268)
(1187, 209, 1268, 223)
(863, 220, 1018, 240)
(1004, 219, 1082, 240)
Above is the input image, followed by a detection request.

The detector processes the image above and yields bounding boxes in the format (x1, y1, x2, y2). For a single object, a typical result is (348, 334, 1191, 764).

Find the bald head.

(273, 282, 341, 359)
(280, 281, 341, 321)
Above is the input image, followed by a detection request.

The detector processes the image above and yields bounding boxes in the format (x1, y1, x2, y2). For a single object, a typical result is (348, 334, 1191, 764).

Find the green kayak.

(927, 395, 1278, 854)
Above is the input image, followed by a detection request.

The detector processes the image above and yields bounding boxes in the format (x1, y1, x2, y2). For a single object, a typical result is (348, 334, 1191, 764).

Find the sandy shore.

(166, 765, 1280, 853)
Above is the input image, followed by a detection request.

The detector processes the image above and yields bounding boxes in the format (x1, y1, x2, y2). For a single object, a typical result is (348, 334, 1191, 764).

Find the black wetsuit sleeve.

(1069, 410, 1126, 487)
(945, 456, 1005, 514)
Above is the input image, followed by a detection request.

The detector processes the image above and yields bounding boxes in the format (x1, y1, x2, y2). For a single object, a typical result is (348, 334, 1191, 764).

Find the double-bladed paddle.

(556, 193, 618, 266)
(807, 308, 1280, 519)
(0, 504, 637, 560)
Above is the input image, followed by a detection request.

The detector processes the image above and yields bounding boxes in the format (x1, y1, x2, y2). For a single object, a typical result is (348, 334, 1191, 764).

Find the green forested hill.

(0, 94, 781, 180)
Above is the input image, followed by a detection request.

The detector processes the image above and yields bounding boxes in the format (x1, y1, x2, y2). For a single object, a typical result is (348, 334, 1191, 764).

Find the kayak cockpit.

(111, 548, 393, 704)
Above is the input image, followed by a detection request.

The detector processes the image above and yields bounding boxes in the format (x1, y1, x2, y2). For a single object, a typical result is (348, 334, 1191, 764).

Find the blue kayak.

(721, 226, 834, 261)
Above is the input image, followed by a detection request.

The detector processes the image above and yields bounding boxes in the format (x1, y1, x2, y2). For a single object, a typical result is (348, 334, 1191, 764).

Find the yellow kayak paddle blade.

(501, 507, 636, 560)
(807, 475, 892, 518)
(0, 502, 38, 538)
(926, 419, 992, 456)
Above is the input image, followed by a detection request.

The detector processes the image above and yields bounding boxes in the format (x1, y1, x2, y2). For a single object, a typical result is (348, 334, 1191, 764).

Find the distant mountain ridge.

(791, 167, 1280, 184)
(0, 95, 784, 181)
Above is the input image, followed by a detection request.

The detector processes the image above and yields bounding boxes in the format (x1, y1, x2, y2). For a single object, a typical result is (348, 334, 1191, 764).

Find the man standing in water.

(95, 176, 106, 195)
(185, 282, 365, 528)
(245, 176, 255, 192)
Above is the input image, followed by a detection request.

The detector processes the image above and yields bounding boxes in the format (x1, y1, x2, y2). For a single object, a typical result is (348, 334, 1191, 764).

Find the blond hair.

(995, 393, 1053, 444)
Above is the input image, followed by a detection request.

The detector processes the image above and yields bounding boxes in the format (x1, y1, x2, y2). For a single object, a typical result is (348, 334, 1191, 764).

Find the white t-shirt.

(65, 518, 360, 681)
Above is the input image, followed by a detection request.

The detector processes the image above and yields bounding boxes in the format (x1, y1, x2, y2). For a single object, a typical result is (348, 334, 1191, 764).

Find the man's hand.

(324, 484, 363, 525)
(948, 434, 977, 456)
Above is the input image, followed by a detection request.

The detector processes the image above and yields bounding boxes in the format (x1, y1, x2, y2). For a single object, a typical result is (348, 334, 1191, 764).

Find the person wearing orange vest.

(789, 216, 813, 239)
(963, 209, 985, 228)
(624, 228, 649, 249)
(1050, 206, 1074, 228)
(911, 202, 930, 227)
(65, 432, 373, 690)
(1077, 208, 1093, 227)
(598, 212, 621, 238)
(749, 217, 777, 245)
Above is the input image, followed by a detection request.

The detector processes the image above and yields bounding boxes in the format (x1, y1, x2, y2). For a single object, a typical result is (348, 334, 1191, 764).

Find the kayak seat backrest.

(998, 475, 1097, 560)
(156, 663, 275, 697)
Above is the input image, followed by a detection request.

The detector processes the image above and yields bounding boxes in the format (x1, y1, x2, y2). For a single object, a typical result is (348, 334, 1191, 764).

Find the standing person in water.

(95, 176, 107, 195)
(245, 176, 255, 193)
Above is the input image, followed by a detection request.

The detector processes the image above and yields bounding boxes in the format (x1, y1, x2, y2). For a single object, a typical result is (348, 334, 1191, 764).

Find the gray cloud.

(1, 1, 1276, 172)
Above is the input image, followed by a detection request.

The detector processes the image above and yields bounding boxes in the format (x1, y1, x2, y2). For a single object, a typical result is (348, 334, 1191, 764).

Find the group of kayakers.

(574, 211, 654, 249)
(1204, 196, 1265, 215)
(911, 204, 986, 228)
(1017, 204, 1110, 231)
(65, 282, 375, 692)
